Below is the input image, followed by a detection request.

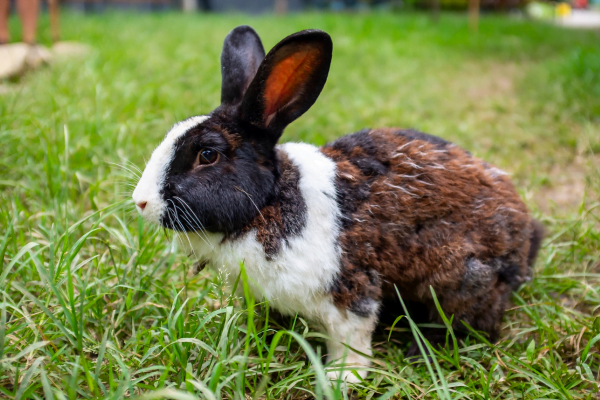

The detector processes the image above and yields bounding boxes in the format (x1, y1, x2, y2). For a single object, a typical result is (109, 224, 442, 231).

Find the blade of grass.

(394, 285, 451, 400)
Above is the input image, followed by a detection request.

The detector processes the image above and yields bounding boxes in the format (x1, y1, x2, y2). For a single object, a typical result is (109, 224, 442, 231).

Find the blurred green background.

(1, 8, 600, 400)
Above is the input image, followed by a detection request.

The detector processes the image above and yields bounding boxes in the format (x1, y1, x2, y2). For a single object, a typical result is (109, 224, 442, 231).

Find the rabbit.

(132, 25, 544, 382)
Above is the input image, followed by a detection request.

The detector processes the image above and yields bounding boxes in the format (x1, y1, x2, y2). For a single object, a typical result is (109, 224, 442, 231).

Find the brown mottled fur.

(322, 128, 540, 341)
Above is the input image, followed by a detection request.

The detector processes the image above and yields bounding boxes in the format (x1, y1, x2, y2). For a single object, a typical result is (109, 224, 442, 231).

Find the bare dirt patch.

(464, 62, 520, 102)
(535, 157, 589, 214)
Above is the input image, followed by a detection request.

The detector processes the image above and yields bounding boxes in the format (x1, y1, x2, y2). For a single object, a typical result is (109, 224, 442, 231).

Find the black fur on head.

(158, 26, 333, 233)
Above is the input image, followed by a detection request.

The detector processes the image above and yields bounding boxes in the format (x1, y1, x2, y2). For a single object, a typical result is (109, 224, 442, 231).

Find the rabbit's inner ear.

(262, 45, 322, 125)
(221, 26, 266, 106)
(241, 30, 332, 141)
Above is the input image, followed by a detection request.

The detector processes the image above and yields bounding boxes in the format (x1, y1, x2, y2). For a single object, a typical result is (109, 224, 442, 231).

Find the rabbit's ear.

(241, 29, 332, 146)
(221, 26, 266, 106)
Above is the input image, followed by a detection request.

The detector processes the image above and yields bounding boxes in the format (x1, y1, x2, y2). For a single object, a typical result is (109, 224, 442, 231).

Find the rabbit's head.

(132, 26, 332, 233)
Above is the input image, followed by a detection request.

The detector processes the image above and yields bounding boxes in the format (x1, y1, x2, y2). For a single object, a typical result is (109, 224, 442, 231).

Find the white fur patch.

(488, 167, 510, 179)
(133, 116, 209, 223)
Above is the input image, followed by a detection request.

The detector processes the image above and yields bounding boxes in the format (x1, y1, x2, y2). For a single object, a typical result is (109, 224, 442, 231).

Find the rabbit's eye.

(196, 148, 219, 167)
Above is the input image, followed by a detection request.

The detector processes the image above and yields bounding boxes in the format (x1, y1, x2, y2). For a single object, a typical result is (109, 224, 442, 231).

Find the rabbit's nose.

(136, 201, 147, 211)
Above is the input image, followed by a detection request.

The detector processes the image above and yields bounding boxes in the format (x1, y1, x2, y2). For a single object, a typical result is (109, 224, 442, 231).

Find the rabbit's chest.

(214, 234, 339, 316)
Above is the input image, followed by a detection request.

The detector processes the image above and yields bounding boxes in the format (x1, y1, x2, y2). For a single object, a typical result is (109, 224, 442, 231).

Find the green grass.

(1, 10, 600, 399)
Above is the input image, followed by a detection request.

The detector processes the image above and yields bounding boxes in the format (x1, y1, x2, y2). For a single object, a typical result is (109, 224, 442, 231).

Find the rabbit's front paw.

(326, 368, 366, 383)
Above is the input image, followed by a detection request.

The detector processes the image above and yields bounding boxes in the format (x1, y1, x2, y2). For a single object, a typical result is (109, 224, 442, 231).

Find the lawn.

(1, 10, 600, 399)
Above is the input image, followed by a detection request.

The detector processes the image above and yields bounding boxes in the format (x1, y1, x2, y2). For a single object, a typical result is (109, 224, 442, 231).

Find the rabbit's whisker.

(234, 186, 266, 224)
(167, 202, 196, 258)
(171, 200, 214, 250)
(107, 161, 141, 180)
(173, 196, 214, 250)
(123, 159, 143, 175)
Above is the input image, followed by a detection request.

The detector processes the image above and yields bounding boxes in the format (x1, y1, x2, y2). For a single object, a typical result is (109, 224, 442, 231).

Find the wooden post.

(47, 0, 60, 42)
(181, 0, 196, 12)
(469, 0, 479, 32)
(275, 0, 287, 14)
(431, 0, 440, 23)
